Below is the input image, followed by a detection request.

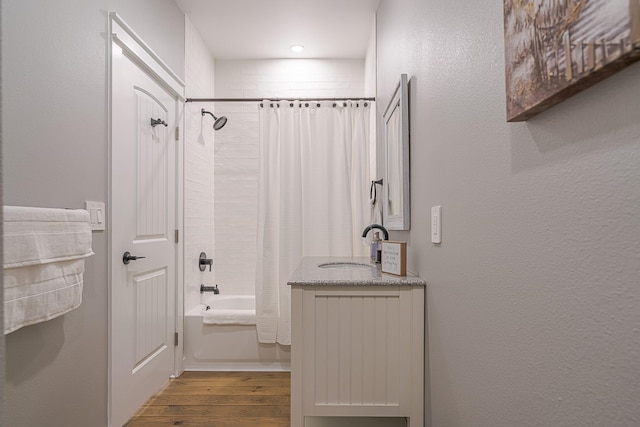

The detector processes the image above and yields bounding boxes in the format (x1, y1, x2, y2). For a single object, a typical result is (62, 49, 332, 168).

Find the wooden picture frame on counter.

(381, 241, 407, 276)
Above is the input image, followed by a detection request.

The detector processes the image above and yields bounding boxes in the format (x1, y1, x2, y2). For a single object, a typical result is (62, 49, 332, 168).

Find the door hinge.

(174, 332, 179, 346)
(175, 229, 179, 243)
(175, 126, 180, 141)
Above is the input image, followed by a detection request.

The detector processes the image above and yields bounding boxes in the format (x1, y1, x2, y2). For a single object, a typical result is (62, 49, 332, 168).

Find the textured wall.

(2, 2, 109, 424)
(213, 59, 366, 296)
(184, 17, 216, 312)
(1, 1, 184, 424)
(377, 1, 640, 426)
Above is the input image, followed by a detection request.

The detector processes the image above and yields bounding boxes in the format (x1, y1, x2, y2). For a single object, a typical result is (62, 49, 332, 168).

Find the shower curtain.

(255, 100, 374, 345)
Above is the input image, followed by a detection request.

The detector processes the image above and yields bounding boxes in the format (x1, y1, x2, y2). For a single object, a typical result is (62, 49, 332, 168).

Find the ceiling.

(176, 0, 380, 59)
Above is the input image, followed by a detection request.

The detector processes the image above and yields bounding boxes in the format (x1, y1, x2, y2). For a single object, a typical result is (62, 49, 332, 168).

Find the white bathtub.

(202, 294, 256, 325)
(184, 294, 290, 371)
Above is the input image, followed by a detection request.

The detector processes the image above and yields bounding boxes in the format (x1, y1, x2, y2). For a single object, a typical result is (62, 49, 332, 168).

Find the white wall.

(213, 59, 366, 296)
(1, 1, 184, 425)
(184, 17, 216, 312)
(109, 0, 185, 78)
(364, 16, 377, 99)
(0, 3, 5, 422)
(364, 17, 377, 192)
(0, 1, 5, 415)
(376, 1, 640, 426)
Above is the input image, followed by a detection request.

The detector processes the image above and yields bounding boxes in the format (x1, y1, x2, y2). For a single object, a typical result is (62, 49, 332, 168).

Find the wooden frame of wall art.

(503, 0, 640, 122)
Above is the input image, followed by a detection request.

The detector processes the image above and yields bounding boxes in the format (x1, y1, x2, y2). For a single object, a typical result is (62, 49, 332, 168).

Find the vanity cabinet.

(289, 257, 425, 427)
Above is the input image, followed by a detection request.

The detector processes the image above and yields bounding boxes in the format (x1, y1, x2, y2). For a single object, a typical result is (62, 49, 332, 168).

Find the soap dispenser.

(370, 231, 382, 263)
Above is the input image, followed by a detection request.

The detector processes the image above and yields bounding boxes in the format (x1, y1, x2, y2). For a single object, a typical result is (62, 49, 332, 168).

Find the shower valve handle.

(199, 252, 213, 272)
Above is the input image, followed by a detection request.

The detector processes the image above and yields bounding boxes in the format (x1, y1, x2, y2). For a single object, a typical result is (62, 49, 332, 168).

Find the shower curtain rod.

(185, 97, 375, 103)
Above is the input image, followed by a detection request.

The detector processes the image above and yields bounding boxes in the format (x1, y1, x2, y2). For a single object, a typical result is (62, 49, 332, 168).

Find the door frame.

(107, 13, 185, 425)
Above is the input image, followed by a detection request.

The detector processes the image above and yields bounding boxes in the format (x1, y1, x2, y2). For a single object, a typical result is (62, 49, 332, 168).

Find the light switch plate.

(431, 205, 441, 243)
(85, 201, 106, 231)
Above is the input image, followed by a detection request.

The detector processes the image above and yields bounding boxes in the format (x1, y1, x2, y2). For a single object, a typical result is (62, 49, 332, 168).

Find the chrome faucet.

(362, 224, 389, 240)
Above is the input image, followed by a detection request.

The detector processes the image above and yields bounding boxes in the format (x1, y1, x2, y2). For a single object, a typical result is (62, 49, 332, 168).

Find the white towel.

(4, 259, 86, 334)
(203, 309, 257, 325)
(3, 206, 93, 334)
(3, 206, 94, 268)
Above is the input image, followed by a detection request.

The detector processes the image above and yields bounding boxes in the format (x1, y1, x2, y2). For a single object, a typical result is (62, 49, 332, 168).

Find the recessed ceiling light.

(290, 44, 304, 53)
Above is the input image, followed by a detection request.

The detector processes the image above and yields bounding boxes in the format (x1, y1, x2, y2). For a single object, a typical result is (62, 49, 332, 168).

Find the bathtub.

(184, 294, 290, 371)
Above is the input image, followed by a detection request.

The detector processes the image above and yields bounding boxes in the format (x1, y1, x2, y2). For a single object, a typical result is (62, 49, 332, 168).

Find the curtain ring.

(305, 103, 309, 107)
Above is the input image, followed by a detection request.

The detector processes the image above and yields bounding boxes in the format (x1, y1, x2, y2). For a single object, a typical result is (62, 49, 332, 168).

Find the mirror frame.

(382, 73, 410, 230)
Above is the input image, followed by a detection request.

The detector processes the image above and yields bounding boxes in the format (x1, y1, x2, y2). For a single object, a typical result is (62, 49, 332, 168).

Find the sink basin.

(317, 262, 372, 269)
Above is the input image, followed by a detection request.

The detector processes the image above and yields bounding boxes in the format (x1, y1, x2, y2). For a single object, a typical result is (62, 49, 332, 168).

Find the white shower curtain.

(255, 100, 374, 345)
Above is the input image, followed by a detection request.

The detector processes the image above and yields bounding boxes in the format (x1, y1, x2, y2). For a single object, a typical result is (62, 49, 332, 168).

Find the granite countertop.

(287, 256, 426, 287)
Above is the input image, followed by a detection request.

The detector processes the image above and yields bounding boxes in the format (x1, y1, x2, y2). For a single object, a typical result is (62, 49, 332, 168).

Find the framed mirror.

(383, 74, 410, 230)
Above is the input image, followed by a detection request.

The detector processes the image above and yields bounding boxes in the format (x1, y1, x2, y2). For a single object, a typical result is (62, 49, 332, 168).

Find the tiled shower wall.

(184, 18, 216, 311)
(213, 59, 366, 296)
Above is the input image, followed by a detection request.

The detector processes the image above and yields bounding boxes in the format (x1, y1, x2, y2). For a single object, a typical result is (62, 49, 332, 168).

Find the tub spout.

(200, 284, 219, 294)
(362, 224, 389, 240)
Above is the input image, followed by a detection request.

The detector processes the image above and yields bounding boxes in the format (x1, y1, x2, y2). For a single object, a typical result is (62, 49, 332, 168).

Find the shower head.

(201, 108, 228, 130)
(213, 115, 227, 130)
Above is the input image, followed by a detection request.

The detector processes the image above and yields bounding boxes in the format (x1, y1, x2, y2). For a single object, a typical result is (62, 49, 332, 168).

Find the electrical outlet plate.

(85, 201, 106, 231)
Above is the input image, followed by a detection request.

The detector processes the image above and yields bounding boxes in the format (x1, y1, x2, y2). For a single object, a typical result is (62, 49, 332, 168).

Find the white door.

(110, 41, 177, 426)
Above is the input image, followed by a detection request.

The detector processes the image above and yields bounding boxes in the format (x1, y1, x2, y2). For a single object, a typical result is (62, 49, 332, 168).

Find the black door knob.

(123, 251, 146, 265)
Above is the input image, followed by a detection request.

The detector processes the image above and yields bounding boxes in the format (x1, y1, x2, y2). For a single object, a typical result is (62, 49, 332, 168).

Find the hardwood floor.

(124, 371, 291, 426)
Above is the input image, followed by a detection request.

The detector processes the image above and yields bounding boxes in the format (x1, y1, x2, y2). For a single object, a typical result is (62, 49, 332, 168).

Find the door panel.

(135, 88, 169, 239)
(133, 268, 168, 372)
(111, 43, 176, 427)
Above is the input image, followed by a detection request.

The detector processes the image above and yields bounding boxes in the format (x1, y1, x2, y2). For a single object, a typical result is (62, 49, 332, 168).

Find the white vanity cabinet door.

(291, 285, 424, 427)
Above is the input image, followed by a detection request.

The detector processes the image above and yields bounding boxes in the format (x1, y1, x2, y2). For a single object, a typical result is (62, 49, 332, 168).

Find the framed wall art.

(504, 0, 640, 121)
